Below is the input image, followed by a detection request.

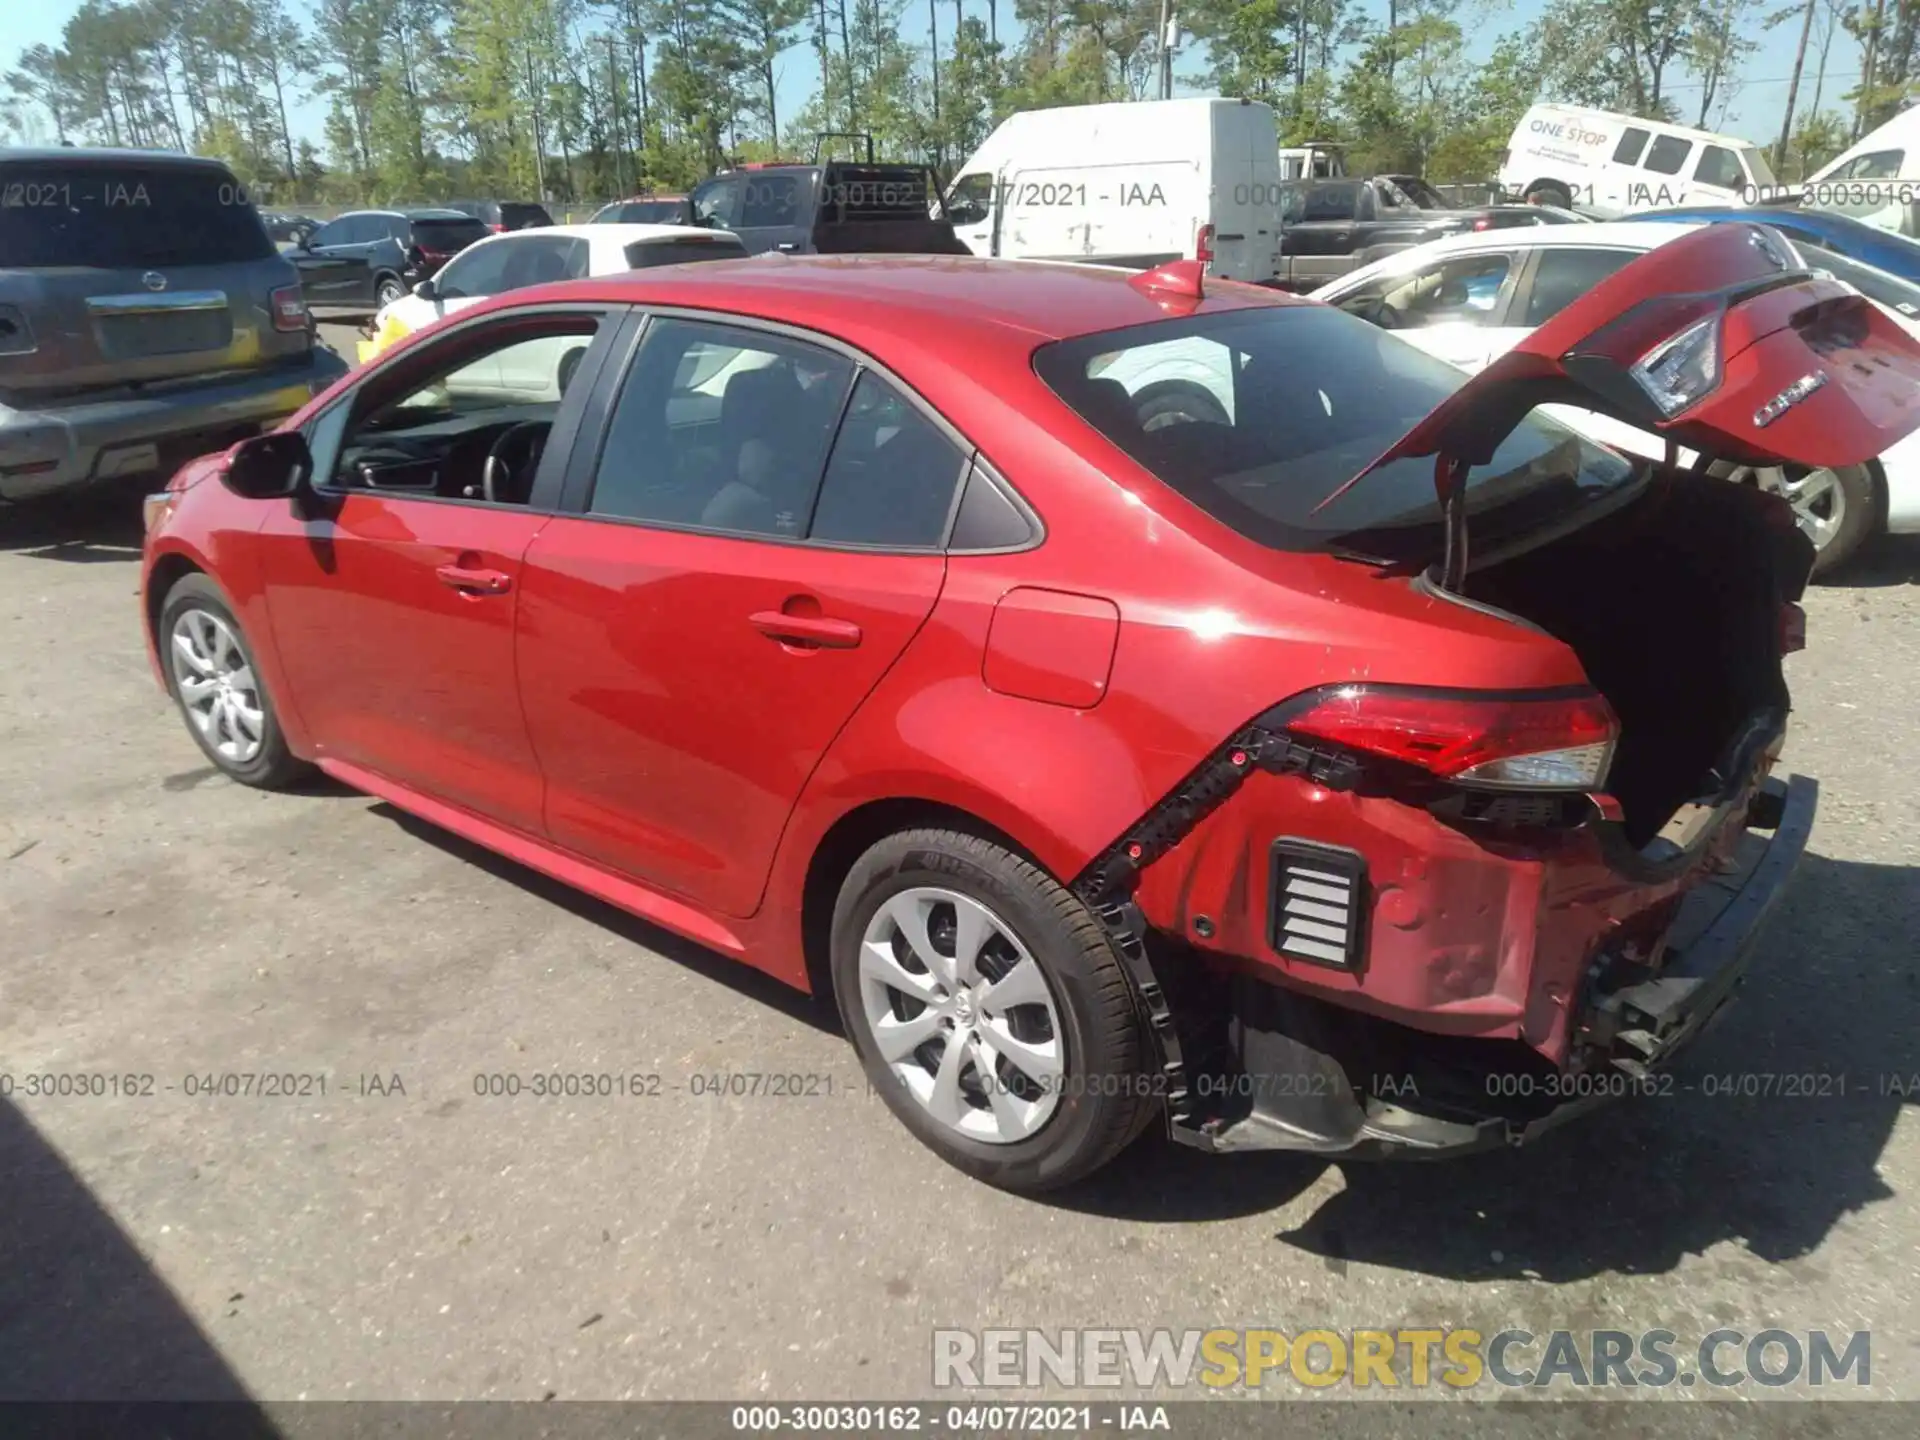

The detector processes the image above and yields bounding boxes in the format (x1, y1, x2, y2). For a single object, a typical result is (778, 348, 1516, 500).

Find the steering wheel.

(482, 421, 552, 504)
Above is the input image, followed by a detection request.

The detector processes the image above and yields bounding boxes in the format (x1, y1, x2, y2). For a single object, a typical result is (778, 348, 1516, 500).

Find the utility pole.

(1775, 0, 1816, 175)
(1157, 0, 1174, 100)
(1857, 0, 1887, 140)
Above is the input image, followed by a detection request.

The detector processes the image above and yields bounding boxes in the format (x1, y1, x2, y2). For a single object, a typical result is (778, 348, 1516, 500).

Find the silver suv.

(0, 147, 349, 503)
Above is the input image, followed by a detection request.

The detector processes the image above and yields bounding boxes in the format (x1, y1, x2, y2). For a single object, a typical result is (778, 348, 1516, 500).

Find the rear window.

(0, 160, 274, 269)
(499, 203, 553, 228)
(412, 218, 491, 251)
(623, 237, 749, 268)
(1033, 305, 1639, 564)
(601, 200, 690, 223)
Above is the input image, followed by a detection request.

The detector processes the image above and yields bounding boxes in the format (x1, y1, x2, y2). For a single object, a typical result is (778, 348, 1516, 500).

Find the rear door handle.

(750, 610, 862, 648)
(436, 564, 512, 595)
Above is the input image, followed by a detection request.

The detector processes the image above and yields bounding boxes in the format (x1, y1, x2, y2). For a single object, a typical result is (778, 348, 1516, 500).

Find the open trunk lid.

(1328, 223, 1920, 544)
(0, 155, 311, 404)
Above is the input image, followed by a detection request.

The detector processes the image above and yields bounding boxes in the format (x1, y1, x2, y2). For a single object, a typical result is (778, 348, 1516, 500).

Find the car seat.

(700, 364, 814, 533)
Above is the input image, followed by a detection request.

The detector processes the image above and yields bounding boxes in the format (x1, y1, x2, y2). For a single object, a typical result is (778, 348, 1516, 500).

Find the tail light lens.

(269, 284, 309, 332)
(1287, 686, 1619, 791)
(1473, 216, 1493, 231)
(488, 223, 506, 233)
(1629, 315, 1722, 415)
(1195, 223, 1215, 265)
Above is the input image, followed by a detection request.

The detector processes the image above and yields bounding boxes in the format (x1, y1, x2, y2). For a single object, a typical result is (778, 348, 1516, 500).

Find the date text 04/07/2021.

(729, 1404, 1171, 1433)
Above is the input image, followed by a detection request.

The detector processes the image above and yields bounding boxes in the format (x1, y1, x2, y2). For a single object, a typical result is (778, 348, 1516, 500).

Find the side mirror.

(222, 430, 312, 500)
(412, 278, 437, 300)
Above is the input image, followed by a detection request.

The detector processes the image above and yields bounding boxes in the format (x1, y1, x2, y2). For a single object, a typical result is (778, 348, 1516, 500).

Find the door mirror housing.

(222, 430, 313, 500)
(412, 278, 438, 300)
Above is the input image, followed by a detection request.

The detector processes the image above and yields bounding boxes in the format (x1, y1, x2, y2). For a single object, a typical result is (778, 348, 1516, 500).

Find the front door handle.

(436, 564, 512, 595)
(749, 610, 862, 648)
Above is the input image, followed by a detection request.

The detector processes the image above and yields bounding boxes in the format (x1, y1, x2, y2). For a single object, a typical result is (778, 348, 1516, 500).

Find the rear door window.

(588, 317, 854, 538)
(739, 173, 808, 229)
(1301, 182, 1360, 221)
(0, 160, 273, 268)
(433, 239, 516, 299)
(1613, 128, 1651, 165)
(1643, 135, 1692, 176)
(808, 373, 967, 548)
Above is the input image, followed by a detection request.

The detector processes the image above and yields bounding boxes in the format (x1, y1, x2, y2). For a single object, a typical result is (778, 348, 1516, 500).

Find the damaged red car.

(140, 227, 1920, 1190)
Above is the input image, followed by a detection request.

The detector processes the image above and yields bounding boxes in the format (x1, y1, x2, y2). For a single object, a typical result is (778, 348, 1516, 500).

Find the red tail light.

(1287, 686, 1619, 790)
(1473, 216, 1493, 231)
(269, 284, 309, 332)
(1195, 223, 1215, 265)
(488, 222, 506, 233)
(1779, 602, 1807, 654)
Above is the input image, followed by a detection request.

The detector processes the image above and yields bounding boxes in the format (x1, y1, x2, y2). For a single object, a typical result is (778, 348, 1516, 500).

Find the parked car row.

(142, 225, 1920, 1190)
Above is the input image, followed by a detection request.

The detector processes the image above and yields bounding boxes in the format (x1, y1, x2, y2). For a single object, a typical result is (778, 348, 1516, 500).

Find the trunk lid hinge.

(1438, 453, 1471, 592)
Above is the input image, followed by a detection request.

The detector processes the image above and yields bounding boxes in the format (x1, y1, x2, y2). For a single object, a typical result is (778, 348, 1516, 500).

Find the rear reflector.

(269, 284, 309, 332)
(1286, 685, 1619, 791)
(1269, 839, 1368, 970)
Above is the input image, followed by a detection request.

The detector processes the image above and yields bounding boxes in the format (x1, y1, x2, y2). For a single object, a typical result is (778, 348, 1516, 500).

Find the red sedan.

(141, 229, 1920, 1190)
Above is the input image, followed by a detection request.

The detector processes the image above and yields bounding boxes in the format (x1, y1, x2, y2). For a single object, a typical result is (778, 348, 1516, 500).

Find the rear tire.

(1711, 460, 1876, 578)
(374, 274, 405, 308)
(160, 573, 312, 790)
(830, 829, 1153, 1192)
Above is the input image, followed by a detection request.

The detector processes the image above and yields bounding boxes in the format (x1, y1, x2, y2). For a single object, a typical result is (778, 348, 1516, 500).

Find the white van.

(1802, 107, 1920, 235)
(943, 97, 1285, 283)
(1496, 103, 1777, 216)
(1278, 142, 1346, 180)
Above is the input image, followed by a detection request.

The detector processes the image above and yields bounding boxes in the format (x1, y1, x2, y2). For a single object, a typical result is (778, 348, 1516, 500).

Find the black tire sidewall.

(1135, 382, 1228, 430)
(376, 276, 404, 307)
(1528, 183, 1572, 209)
(159, 574, 300, 786)
(830, 833, 1145, 1190)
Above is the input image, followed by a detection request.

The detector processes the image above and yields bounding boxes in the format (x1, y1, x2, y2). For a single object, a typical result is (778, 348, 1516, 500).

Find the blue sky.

(5, 0, 1866, 154)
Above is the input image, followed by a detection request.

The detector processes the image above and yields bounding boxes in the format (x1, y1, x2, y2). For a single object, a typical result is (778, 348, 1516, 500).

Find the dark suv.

(0, 147, 346, 503)
(444, 199, 554, 233)
(689, 162, 969, 255)
(289, 209, 491, 311)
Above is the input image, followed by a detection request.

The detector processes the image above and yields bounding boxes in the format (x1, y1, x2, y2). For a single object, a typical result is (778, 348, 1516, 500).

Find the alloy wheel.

(170, 608, 266, 764)
(857, 887, 1066, 1144)
(1729, 464, 1847, 551)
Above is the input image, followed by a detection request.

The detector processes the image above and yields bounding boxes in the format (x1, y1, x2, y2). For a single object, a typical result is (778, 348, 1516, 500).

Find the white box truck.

(943, 97, 1286, 283)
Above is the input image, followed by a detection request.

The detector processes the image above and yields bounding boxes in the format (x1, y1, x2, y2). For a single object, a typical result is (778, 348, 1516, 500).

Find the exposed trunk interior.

(1460, 469, 1808, 847)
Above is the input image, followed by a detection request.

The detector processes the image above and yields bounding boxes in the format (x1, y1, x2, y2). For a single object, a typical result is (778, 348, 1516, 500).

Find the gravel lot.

(3, 377, 1919, 1414)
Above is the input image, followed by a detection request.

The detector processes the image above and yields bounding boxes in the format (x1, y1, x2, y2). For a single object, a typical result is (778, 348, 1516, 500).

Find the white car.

(358, 222, 750, 399)
(1303, 220, 1920, 574)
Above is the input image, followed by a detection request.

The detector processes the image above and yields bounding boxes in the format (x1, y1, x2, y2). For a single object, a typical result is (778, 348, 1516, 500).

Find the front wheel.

(160, 573, 311, 789)
(830, 829, 1154, 1191)
(374, 274, 406, 308)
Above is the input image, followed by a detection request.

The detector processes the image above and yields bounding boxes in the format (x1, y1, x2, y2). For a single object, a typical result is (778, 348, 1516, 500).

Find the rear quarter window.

(0, 161, 273, 268)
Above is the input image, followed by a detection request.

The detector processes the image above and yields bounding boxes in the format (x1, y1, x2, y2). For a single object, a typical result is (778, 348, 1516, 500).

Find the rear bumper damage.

(1097, 773, 1816, 1159)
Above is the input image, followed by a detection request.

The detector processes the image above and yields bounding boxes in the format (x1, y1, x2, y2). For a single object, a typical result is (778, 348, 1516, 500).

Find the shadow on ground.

(0, 481, 148, 563)
(1060, 851, 1918, 1282)
(1826, 531, 1920, 588)
(0, 1098, 274, 1415)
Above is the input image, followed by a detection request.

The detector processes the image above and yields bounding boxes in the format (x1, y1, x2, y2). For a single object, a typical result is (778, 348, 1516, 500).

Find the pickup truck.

(1276, 176, 1584, 291)
(688, 160, 972, 257)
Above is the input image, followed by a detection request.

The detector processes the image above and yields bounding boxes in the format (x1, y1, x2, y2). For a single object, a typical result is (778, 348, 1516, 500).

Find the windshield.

(1033, 305, 1642, 564)
(0, 160, 274, 268)
(599, 200, 690, 223)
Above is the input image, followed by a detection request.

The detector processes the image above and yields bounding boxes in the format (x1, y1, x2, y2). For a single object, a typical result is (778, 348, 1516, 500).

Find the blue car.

(1636, 204, 1920, 285)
